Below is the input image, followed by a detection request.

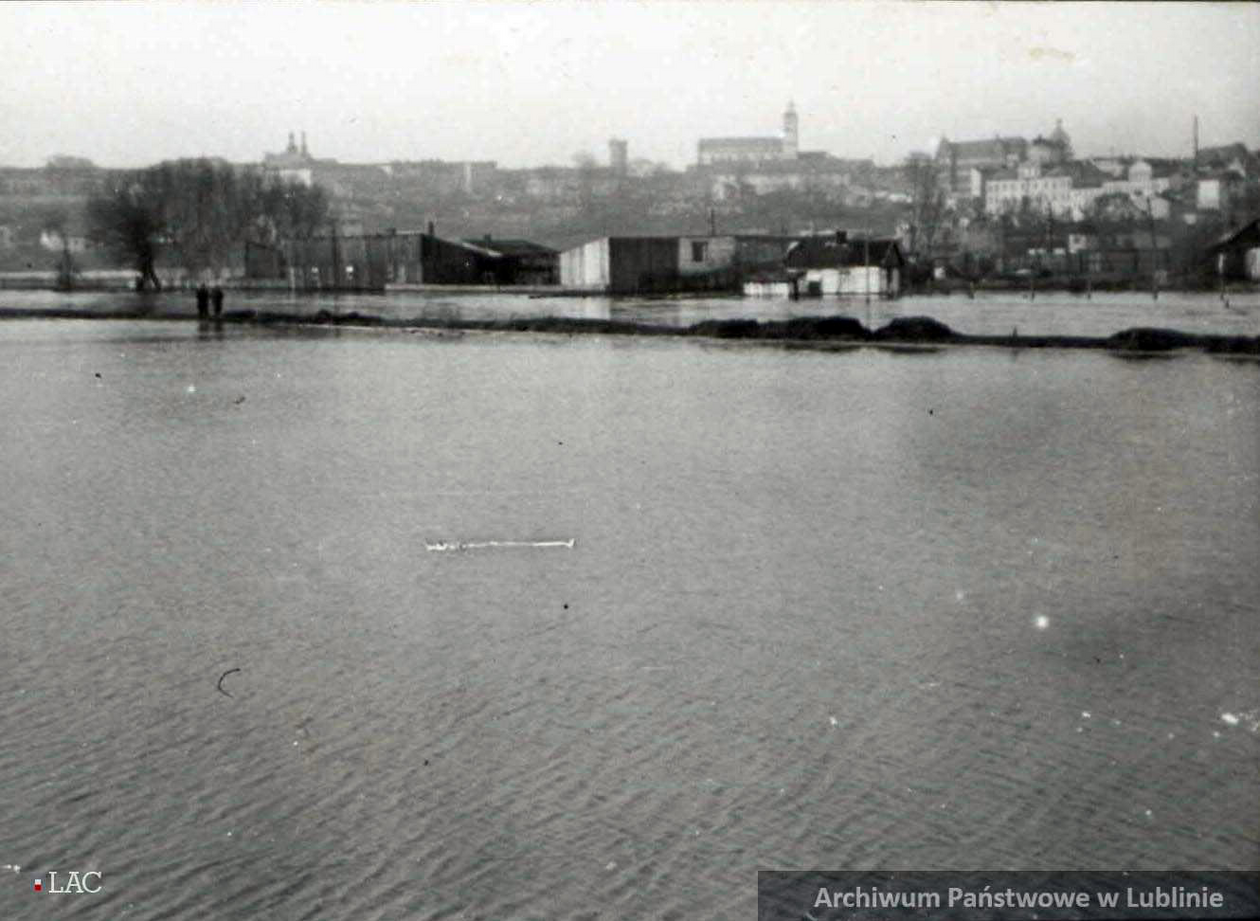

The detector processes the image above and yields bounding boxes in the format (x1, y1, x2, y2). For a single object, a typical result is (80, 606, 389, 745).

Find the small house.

(783, 233, 904, 297)
(1206, 218, 1260, 281)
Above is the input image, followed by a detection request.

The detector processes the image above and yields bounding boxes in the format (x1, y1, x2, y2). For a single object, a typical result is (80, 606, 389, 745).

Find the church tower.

(782, 101, 799, 160)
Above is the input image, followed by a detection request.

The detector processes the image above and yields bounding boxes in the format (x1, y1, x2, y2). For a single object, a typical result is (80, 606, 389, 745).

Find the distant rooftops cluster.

(932, 120, 1260, 221)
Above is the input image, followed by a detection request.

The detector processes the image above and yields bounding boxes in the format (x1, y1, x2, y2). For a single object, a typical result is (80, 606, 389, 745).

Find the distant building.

(262, 131, 322, 186)
(45, 155, 96, 171)
(1196, 142, 1255, 177)
(1196, 172, 1242, 211)
(984, 160, 1111, 219)
(261, 131, 405, 197)
(936, 135, 1027, 199)
(982, 156, 1183, 221)
(697, 102, 799, 166)
(705, 152, 869, 202)
(0, 166, 100, 198)
(507, 165, 622, 204)
(264, 130, 311, 169)
(1027, 120, 1072, 166)
(697, 103, 869, 201)
(1100, 159, 1180, 200)
(387, 159, 498, 197)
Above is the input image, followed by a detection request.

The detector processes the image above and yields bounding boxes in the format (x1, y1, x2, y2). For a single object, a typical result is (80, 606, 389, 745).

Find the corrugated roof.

(465, 238, 557, 257)
(1208, 218, 1260, 251)
(785, 236, 904, 268)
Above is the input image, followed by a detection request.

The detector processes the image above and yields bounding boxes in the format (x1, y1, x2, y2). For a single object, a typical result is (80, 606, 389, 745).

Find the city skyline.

(2, 1, 1258, 171)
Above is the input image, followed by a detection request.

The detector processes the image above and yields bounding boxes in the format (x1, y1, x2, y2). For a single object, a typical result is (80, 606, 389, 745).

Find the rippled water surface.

(2, 319, 1258, 919)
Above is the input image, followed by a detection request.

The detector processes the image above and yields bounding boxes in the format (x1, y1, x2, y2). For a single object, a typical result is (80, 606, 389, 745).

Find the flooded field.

(2, 318, 1257, 918)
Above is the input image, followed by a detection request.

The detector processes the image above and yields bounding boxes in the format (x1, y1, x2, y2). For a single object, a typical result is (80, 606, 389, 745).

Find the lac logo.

(33, 871, 103, 894)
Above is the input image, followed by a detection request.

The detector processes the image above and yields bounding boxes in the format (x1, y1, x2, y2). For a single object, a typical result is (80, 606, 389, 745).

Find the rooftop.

(698, 137, 783, 150)
(464, 238, 557, 257)
(785, 235, 904, 268)
(938, 137, 1027, 160)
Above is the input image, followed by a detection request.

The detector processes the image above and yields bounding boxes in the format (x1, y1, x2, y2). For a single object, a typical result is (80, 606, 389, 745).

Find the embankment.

(2, 304, 1258, 355)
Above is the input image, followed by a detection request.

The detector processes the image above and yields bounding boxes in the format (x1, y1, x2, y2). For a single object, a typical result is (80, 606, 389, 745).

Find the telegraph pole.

(329, 219, 340, 293)
(864, 232, 871, 329)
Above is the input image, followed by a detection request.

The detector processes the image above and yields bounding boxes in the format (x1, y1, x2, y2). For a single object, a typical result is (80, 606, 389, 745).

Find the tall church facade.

(697, 102, 800, 166)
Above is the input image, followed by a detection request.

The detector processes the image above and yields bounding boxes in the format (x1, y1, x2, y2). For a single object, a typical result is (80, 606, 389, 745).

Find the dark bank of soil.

(3, 304, 1258, 355)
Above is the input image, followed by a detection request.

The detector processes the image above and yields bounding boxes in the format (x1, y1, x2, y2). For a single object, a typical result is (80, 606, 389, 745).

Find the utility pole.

(1145, 195, 1160, 300)
(864, 232, 871, 329)
(329, 219, 340, 293)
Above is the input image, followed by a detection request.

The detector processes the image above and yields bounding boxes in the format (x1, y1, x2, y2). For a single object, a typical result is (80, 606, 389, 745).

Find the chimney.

(427, 221, 435, 237)
(301, 131, 308, 157)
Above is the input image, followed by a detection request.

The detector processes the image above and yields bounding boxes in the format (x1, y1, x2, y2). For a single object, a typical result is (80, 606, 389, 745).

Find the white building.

(1100, 160, 1177, 199)
(984, 160, 1079, 218)
(983, 158, 1179, 221)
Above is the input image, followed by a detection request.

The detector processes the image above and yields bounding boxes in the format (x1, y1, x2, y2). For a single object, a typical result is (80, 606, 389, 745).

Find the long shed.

(560, 237, 681, 293)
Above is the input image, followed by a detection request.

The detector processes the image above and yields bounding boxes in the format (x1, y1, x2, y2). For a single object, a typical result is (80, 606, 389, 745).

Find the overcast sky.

(2, 1, 1257, 170)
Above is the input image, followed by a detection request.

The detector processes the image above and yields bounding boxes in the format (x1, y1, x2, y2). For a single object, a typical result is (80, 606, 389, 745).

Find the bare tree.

(903, 154, 948, 259)
(88, 159, 329, 289)
(39, 207, 77, 290)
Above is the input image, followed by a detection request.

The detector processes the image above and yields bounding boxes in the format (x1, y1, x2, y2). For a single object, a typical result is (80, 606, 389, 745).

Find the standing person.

(211, 285, 224, 318)
(195, 283, 210, 319)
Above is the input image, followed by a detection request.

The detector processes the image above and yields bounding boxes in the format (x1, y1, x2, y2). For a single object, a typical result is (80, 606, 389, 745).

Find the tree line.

(87, 159, 328, 290)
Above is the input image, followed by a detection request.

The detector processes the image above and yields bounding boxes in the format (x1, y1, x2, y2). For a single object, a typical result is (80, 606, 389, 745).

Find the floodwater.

(1, 317, 1258, 919)
(2, 286, 1259, 337)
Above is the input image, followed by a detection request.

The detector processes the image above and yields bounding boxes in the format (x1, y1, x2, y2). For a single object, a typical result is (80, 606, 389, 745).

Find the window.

(691, 241, 708, 263)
